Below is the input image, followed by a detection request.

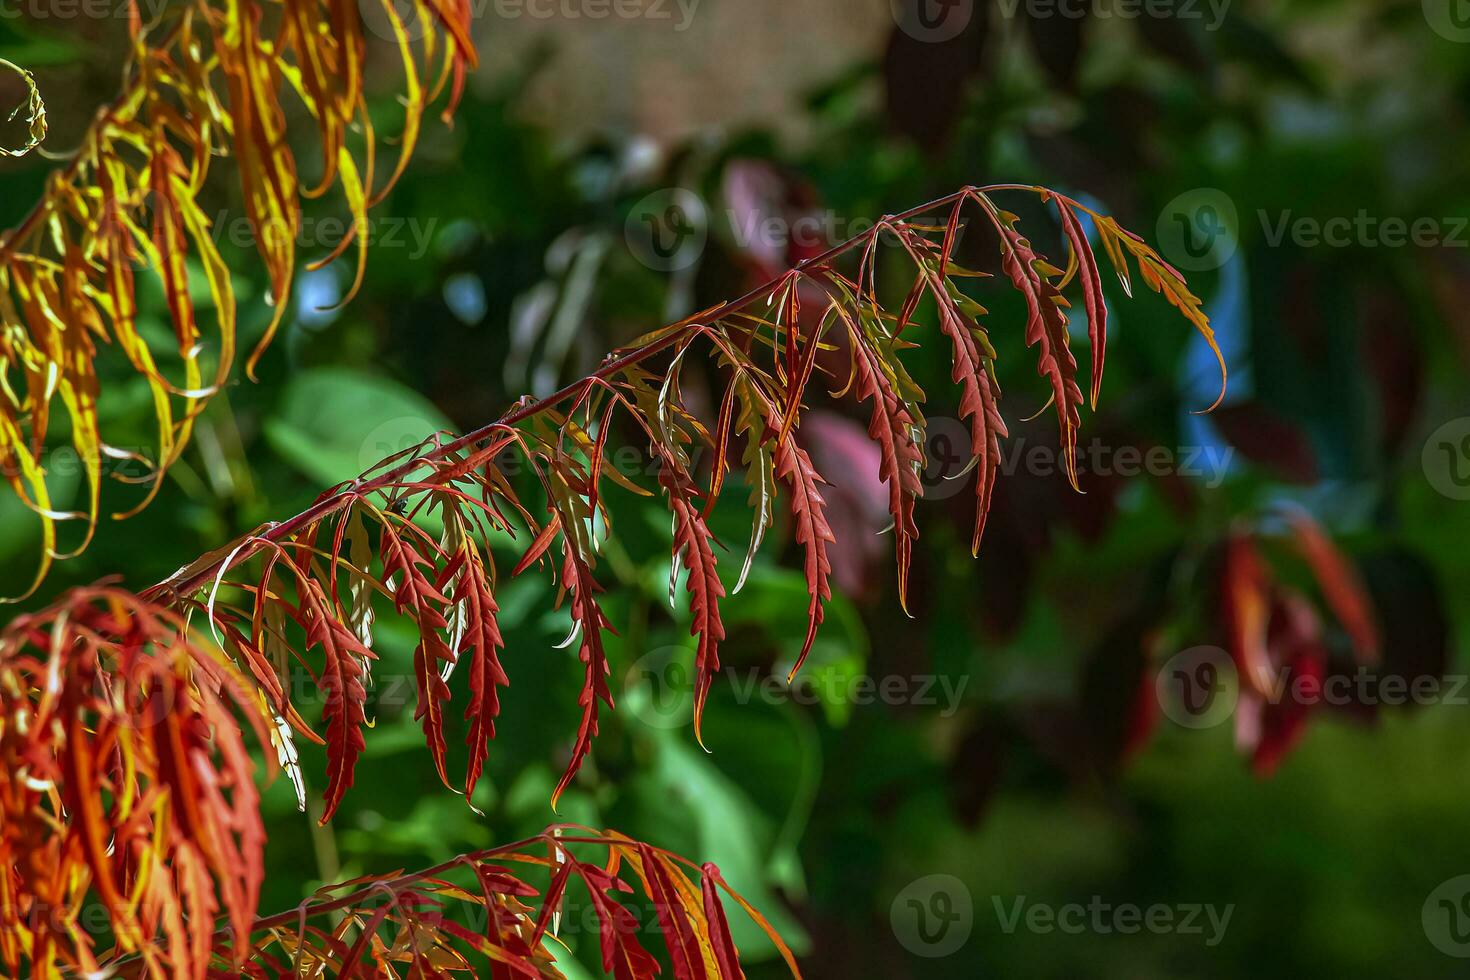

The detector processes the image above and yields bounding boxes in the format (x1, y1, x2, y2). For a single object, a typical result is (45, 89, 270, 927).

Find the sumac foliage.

(2, 182, 1221, 978)
(0, 587, 269, 977)
(0, 589, 790, 978)
(0, 0, 474, 594)
(137, 184, 1223, 818)
(208, 828, 793, 979)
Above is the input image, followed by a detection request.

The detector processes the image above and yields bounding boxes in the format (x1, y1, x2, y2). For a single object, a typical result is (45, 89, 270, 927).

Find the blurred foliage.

(4, 1, 1470, 977)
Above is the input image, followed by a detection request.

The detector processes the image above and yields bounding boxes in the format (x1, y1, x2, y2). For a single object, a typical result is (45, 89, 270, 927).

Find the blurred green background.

(4, 0, 1470, 976)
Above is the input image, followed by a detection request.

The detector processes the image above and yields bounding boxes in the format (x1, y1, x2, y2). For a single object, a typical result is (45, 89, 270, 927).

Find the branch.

(136, 181, 1223, 819)
(111, 826, 802, 979)
(146, 184, 1006, 601)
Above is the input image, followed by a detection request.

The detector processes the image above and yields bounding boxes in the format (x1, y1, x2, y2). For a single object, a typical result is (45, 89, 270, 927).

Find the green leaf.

(264, 367, 453, 486)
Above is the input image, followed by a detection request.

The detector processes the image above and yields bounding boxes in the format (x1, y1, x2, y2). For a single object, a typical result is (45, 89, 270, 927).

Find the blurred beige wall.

(473, 0, 891, 142)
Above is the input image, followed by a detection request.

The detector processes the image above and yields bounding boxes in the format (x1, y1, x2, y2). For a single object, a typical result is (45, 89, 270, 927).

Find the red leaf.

(451, 549, 510, 801)
(380, 523, 456, 788)
(2, 588, 271, 974)
(295, 579, 373, 824)
(772, 426, 834, 681)
(1055, 197, 1107, 409)
(551, 541, 615, 809)
(662, 466, 727, 745)
(638, 844, 708, 980)
(991, 208, 1084, 487)
(848, 337, 924, 611)
(512, 514, 562, 576)
(934, 299, 1008, 554)
(572, 859, 660, 980)
(701, 865, 747, 980)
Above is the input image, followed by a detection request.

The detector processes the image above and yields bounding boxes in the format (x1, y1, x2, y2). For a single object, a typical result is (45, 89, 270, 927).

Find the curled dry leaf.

(0, 58, 46, 158)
